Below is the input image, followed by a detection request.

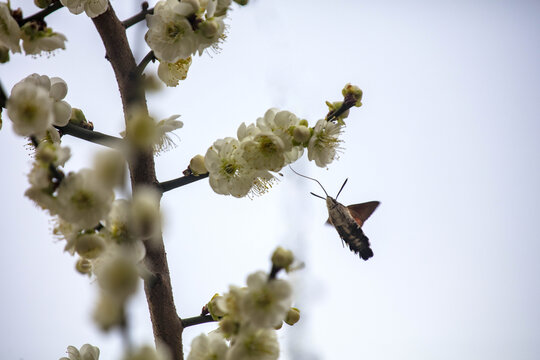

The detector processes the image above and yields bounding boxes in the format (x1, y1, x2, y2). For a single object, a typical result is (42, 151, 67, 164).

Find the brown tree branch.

(159, 173, 209, 193)
(122, 3, 154, 29)
(91, 5, 184, 359)
(57, 123, 124, 149)
(18, 0, 64, 26)
(180, 314, 216, 328)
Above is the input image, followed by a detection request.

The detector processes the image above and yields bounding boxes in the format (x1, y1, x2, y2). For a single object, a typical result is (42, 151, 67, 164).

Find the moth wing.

(347, 201, 380, 227)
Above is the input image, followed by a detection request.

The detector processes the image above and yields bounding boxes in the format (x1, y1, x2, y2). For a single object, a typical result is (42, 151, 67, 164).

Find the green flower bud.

(284, 307, 300, 326)
(271, 246, 294, 270)
(75, 258, 92, 275)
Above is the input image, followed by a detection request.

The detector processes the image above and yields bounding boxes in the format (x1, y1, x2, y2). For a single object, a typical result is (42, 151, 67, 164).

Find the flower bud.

(75, 257, 92, 275)
(284, 307, 300, 326)
(271, 246, 294, 270)
(207, 293, 226, 320)
(50, 77, 68, 100)
(199, 19, 219, 39)
(74, 233, 106, 259)
(190, 154, 208, 175)
(342, 83, 363, 107)
(292, 125, 311, 144)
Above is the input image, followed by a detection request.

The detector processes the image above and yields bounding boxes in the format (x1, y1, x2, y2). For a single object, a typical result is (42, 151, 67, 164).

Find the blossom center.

(71, 190, 95, 210)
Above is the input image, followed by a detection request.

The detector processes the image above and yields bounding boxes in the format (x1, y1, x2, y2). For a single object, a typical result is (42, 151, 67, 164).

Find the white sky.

(1, 1, 540, 359)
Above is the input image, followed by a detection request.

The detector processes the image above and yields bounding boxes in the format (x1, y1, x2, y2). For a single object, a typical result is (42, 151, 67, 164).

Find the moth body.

(326, 197, 375, 261)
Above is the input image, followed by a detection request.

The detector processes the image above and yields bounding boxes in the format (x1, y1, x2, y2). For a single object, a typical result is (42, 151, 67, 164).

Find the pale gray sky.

(1, 1, 540, 359)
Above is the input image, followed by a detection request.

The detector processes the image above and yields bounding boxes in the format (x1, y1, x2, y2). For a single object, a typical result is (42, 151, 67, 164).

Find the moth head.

(326, 196, 339, 209)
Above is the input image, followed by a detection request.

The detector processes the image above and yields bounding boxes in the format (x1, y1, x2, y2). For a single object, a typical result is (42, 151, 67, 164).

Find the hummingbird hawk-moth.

(291, 168, 380, 260)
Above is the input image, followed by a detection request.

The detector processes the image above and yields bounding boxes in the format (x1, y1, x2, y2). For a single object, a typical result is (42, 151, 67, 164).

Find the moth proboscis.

(290, 167, 380, 261)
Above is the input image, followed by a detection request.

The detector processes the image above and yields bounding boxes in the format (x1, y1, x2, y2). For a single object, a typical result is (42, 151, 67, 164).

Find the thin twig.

(0, 81, 6, 109)
(18, 0, 64, 26)
(137, 51, 156, 76)
(122, 3, 153, 29)
(57, 123, 124, 149)
(159, 173, 209, 193)
(180, 315, 216, 328)
(325, 93, 361, 123)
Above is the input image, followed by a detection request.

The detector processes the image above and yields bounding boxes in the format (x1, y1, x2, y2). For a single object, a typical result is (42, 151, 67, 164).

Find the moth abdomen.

(333, 222, 374, 260)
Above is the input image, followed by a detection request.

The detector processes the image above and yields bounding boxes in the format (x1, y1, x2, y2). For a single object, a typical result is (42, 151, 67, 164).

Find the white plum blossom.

(105, 199, 133, 243)
(130, 185, 162, 241)
(195, 16, 226, 55)
(255, 109, 304, 165)
(95, 253, 139, 300)
(93, 292, 125, 331)
(205, 137, 254, 197)
(241, 271, 292, 328)
(55, 169, 115, 229)
(155, 114, 184, 152)
(7, 81, 54, 136)
(145, 0, 199, 62)
(60, 0, 109, 18)
(307, 119, 343, 167)
(157, 57, 192, 87)
(60, 344, 100, 360)
(0, 3, 21, 53)
(240, 131, 286, 172)
(93, 150, 126, 188)
(7, 74, 72, 137)
(20, 22, 67, 55)
(122, 110, 182, 153)
(256, 109, 300, 152)
(226, 328, 279, 360)
(187, 333, 229, 360)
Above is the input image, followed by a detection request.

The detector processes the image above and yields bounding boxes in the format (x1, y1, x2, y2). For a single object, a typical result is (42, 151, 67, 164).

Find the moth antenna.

(335, 178, 348, 200)
(289, 166, 329, 197)
(310, 192, 326, 200)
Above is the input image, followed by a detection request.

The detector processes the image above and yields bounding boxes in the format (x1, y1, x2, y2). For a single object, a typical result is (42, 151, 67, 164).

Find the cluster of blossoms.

(22, 135, 159, 329)
(145, 0, 232, 86)
(60, 343, 170, 360)
(0, 2, 66, 60)
(7, 73, 71, 139)
(202, 84, 363, 198)
(187, 247, 299, 360)
(203, 109, 343, 197)
(5, 73, 184, 331)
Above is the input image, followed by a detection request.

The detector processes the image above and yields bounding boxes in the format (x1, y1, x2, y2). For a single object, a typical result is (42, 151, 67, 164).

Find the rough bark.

(92, 6, 184, 359)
